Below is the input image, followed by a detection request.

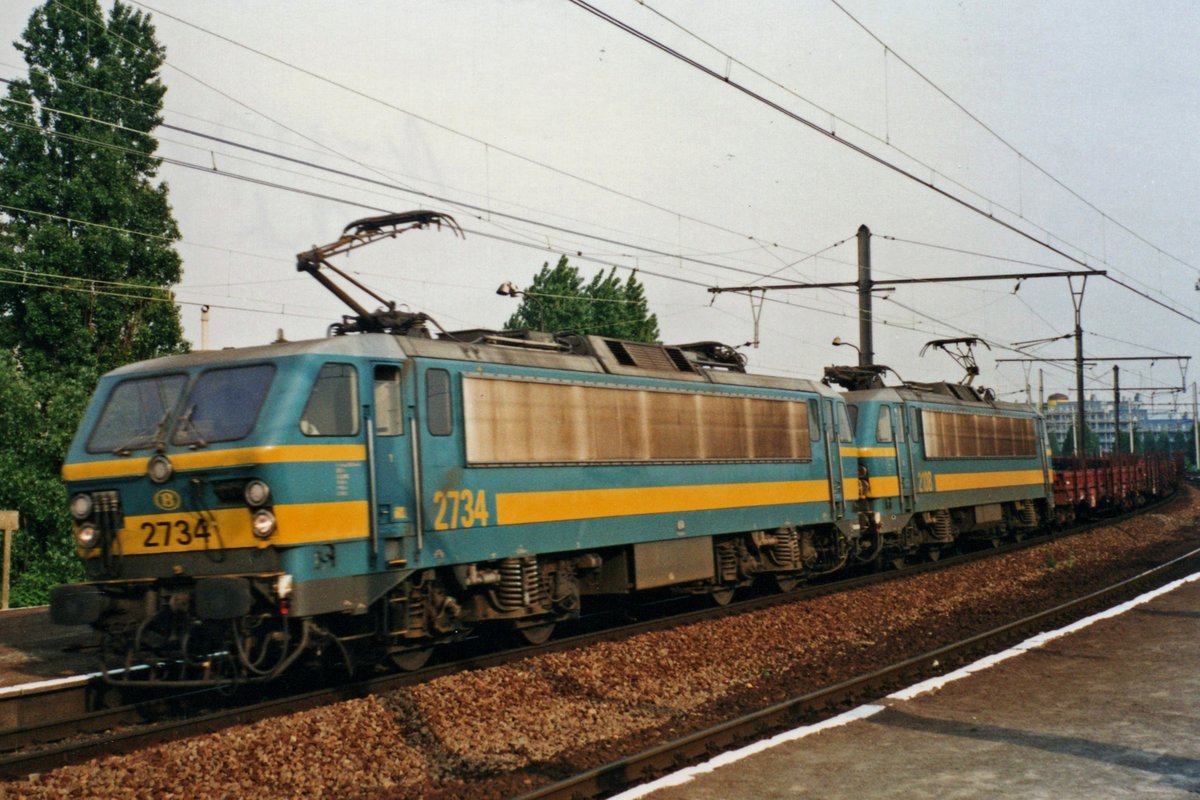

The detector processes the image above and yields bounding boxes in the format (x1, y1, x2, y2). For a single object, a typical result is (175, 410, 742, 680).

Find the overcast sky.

(2, 1, 1198, 407)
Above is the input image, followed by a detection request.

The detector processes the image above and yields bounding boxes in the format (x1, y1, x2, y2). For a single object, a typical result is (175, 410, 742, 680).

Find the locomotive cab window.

(426, 369, 453, 436)
(373, 365, 403, 437)
(807, 399, 822, 442)
(876, 405, 893, 443)
(300, 363, 359, 437)
(87, 373, 188, 453)
(173, 364, 275, 446)
(846, 404, 859, 438)
(837, 403, 853, 444)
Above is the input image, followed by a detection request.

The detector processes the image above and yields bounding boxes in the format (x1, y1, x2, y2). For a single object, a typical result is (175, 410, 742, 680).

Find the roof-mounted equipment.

(822, 364, 891, 391)
(297, 211, 464, 336)
(920, 337, 991, 387)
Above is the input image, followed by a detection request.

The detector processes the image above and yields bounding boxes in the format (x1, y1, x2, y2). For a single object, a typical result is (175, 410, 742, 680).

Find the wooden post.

(0, 511, 18, 611)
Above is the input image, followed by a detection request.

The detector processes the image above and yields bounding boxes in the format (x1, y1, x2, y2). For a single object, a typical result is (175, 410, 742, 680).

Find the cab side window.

(876, 405, 893, 443)
(373, 366, 403, 437)
(837, 403, 853, 444)
(426, 369, 453, 436)
(807, 399, 822, 442)
(300, 363, 359, 436)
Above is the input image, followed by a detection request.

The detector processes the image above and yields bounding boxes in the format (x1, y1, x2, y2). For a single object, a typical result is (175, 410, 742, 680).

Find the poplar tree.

(0, 0, 185, 603)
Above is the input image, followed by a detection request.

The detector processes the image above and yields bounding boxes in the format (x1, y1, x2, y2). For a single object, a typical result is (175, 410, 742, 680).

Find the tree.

(0, 1, 187, 603)
(504, 256, 660, 342)
(1059, 425, 1074, 457)
(0, 0, 185, 374)
(1058, 424, 1099, 458)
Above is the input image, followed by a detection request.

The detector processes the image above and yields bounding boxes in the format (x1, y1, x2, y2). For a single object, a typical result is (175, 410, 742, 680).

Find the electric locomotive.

(50, 212, 874, 684)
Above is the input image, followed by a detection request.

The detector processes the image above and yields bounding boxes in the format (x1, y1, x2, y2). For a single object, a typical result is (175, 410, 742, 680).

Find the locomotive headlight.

(243, 479, 271, 507)
(251, 509, 277, 539)
(147, 454, 174, 484)
(75, 524, 101, 549)
(69, 493, 93, 521)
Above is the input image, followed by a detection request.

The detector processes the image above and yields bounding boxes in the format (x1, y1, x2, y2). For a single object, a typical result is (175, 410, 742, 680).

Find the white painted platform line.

(889, 566, 1200, 701)
(608, 703, 887, 800)
(0, 671, 96, 699)
(610, 565, 1200, 800)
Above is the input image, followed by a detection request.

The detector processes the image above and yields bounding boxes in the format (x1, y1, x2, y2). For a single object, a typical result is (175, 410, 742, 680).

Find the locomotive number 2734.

(140, 518, 212, 547)
(432, 489, 490, 530)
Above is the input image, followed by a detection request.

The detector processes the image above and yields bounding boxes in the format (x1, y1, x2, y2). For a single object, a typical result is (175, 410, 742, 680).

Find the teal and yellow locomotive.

(50, 213, 1177, 685)
(50, 213, 870, 684)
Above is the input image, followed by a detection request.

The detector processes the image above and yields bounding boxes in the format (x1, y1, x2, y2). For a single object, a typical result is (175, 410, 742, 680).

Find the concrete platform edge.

(612, 567, 1200, 800)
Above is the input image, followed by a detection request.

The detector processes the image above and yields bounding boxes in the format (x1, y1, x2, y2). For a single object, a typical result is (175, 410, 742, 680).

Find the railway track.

(0, 497, 1185, 781)
(515, 542, 1200, 800)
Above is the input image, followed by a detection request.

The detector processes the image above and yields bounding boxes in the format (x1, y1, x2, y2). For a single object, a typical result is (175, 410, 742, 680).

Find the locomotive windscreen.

(462, 376, 813, 464)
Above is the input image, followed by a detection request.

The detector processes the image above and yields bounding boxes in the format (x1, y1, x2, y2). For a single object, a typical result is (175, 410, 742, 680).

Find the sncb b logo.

(153, 489, 182, 511)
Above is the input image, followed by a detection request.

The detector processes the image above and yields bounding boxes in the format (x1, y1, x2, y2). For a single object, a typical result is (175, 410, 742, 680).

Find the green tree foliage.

(503, 256, 659, 342)
(0, 1, 186, 603)
(1057, 423, 1100, 458)
(0, 0, 184, 374)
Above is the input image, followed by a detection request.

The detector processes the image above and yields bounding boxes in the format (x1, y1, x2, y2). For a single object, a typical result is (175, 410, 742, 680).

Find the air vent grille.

(604, 340, 696, 373)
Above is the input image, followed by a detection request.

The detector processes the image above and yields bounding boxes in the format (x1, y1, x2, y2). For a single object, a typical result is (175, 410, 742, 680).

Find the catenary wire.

(825, 0, 1200, 279)
(565, 0, 1200, 328)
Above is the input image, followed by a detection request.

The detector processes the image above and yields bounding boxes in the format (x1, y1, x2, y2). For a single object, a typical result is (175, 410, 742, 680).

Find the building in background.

(1044, 394, 1195, 456)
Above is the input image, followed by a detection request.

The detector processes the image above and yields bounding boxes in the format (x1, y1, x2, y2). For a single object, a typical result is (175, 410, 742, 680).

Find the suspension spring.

(933, 509, 954, 541)
(495, 556, 547, 611)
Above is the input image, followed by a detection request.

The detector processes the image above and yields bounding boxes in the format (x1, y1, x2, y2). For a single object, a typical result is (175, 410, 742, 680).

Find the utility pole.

(857, 225, 873, 367)
(710, 253, 1101, 375)
(1112, 365, 1120, 458)
(1193, 381, 1198, 470)
(1069, 276, 1087, 464)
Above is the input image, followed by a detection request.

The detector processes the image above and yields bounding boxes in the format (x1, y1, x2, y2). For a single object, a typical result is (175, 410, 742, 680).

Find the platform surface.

(0, 606, 99, 688)
(634, 574, 1200, 799)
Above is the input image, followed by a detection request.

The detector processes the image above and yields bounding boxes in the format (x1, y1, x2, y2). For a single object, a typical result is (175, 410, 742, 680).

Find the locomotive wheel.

(390, 646, 433, 672)
(770, 574, 800, 593)
(513, 620, 556, 645)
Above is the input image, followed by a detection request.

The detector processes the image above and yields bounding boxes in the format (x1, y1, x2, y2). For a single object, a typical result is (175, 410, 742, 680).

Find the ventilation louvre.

(604, 340, 696, 373)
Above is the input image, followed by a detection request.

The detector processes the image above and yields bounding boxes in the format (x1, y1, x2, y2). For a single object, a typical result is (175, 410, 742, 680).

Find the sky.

(2, 0, 1198, 410)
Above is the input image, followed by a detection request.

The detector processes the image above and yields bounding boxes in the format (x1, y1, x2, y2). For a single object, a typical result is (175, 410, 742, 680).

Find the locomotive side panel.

(408, 359, 843, 568)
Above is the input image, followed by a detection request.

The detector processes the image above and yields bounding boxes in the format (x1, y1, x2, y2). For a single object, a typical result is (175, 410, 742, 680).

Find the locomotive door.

(367, 363, 416, 564)
(823, 398, 846, 520)
(891, 406, 914, 511)
(411, 362, 480, 551)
